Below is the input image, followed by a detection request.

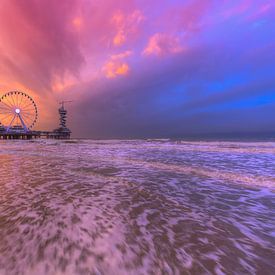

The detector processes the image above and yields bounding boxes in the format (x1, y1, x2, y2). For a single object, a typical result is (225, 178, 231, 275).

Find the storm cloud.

(0, 0, 274, 138)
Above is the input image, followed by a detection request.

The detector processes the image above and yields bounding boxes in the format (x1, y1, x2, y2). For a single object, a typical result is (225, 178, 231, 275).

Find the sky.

(0, 0, 274, 138)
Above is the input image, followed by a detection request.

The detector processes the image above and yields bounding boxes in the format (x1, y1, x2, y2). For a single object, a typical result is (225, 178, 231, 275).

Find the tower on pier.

(59, 102, 68, 129)
(53, 101, 72, 139)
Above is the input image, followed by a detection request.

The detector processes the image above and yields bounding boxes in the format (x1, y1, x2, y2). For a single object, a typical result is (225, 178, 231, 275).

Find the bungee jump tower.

(51, 101, 72, 139)
(0, 91, 71, 139)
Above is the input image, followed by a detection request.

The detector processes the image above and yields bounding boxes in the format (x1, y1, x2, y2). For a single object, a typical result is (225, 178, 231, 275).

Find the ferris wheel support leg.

(18, 113, 28, 132)
(6, 114, 16, 132)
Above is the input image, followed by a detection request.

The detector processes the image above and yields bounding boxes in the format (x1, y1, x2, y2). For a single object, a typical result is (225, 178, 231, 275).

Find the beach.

(0, 139, 274, 274)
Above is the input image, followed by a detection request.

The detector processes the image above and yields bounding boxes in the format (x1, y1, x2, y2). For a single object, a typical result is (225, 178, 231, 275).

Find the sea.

(0, 139, 274, 275)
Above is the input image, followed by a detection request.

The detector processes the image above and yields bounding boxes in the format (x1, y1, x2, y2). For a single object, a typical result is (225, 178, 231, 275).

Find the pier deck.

(0, 131, 70, 140)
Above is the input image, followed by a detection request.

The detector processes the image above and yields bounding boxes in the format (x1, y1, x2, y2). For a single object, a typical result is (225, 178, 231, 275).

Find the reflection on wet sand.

(0, 140, 275, 274)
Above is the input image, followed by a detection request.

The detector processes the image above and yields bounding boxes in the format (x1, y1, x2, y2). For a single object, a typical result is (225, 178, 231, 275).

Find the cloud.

(102, 50, 132, 78)
(0, 0, 274, 137)
(111, 50, 133, 60)
(72, 25, 275, 138)
(143, 33, 184, 56)
(72, 17, 83, 30)
(113, 31, 126, 46)
(112, 9, 144, 46)
(102, 61, 130, 78)
(0, 0, 84, 90)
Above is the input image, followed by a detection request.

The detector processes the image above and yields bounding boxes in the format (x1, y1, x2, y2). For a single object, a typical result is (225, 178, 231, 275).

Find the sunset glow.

(0, 0, 274, 138)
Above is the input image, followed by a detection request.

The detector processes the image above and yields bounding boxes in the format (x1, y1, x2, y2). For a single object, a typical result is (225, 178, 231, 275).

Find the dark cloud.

(0, 0, 274, 137)
(0, 0, 84, 92)
(71, 37, 275, 138)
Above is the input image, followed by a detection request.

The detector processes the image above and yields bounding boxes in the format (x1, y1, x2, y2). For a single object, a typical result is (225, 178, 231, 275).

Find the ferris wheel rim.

(0, 90, 38, 130)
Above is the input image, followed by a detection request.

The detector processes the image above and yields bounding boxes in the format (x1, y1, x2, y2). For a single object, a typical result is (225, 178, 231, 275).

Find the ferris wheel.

(0, 91, 38, 132)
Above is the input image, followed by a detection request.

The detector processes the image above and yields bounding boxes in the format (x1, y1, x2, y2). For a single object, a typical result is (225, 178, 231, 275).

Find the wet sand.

(0, 140, 274, 274)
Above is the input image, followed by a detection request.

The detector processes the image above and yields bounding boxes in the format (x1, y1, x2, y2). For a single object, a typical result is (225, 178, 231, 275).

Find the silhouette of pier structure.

(0, 91, 71, 140)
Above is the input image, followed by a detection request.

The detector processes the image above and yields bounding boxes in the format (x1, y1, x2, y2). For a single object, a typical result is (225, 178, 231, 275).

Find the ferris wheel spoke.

(17, 93, 22, 107)
(21, 107, 35, 112)
(21, 111, 33, 120)
(21, 114, 34, 121)
(0, 114, 13, 118)
(18, 96, 27, 109)
(19, 97, 29, 108)
(18, 93, 24, 108)
(10, 94, 17, 108)
(19, 96, 27, 108)
(21, 113, 34, 119)
(0, 111, 13, 118)
(21, 112, 35, 118)
(21, 110, 34, 115)
(21, 103, 35, 109)
(22, 107, 36, 113)
(20, 114, 33, 127)
(0, 109, 12, 115)
(22, 106, 36, 115)
(15, 93, 20, 107)
(0, 112, 14, 120)
(14, 92, 18, 106)
(21, 110, 34, 114)
(7, 114, 16, 128)
(16, 92, 20, 107)
(3, 116, 15, 124)
(21, 101, 35, 110)
(0, 107, 13, 113)
(0, 100, 14, 109)
(0, 111, 13, 116)
(21, 113, 34, 122)
(0, 103, 13, 109)
(5, 97, 15, 109)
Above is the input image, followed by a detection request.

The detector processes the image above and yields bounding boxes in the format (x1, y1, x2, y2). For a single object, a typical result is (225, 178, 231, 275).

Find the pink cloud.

(0, 0, 84, 91)
(0, 0, 272, 135)
(111, 50, 133, 60)
(112, 9, 144, 46)
(143, 33, 184, 56)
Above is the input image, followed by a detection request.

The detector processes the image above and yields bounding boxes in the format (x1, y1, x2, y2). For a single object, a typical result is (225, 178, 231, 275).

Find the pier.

(0, 130, 70, 140)
(0, 91, 71, 140)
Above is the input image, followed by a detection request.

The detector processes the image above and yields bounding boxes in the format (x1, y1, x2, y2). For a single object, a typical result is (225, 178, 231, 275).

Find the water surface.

(0, 140, 274, 274)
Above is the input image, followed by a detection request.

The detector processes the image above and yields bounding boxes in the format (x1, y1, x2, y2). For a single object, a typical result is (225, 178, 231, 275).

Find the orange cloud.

(72, 17, 83, 29)
(112, 9, 144, 47)
(113, 31, 126, 46)
(103, 61, 130, 78)
(102, 50, 132, 78)
(51, 73, 77, 93)
(115, 63, 129, 75)
(143, 33, 184, 56)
